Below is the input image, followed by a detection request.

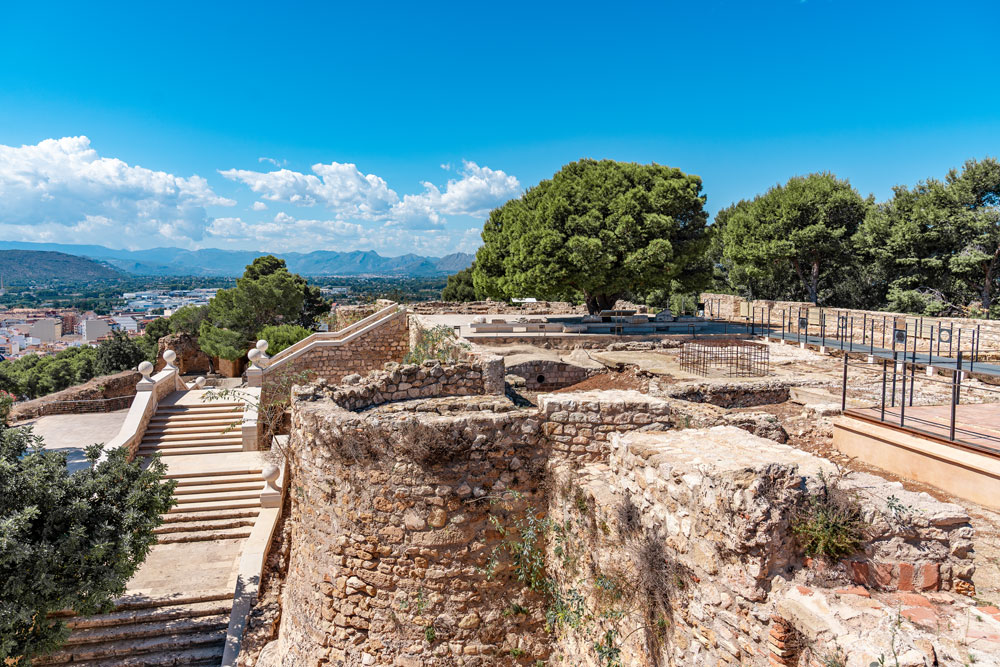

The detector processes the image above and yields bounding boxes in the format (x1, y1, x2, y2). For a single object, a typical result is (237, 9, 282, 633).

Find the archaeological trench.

(237, 310, 1000, 667)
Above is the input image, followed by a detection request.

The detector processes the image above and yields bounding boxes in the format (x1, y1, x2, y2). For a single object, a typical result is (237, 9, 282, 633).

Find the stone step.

(145, 424, 239, 436)
(174, 490, 261, 505)
(148, 417, 241, 428)
(36, 630, 226, 665)
(149, 412, 242, 425)
(171, 473, 262, 487)
(160, 508, 260, 524)
(158, 402, 243, 411)
(110, 591, 233, 612)
(64, 613, 229, 646)
(166, 497, 261, 513)
(164, 469, 263, 481)
(156, 527, 253, 543)
(155, 516, 257, 534)
(142, 432, 243, 443)
(65, 645, 226, 667)
(173, 481, 262, 496)
(138, 445, 245, 457)
(65, 599, 232, 630)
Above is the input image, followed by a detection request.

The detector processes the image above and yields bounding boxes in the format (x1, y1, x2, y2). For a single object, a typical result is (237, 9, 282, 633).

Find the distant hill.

(0, 241, 475, 278)
(0, 249, 124, 283)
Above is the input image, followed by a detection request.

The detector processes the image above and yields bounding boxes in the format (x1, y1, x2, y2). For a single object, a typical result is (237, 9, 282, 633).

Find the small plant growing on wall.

(792, 471, 867, 560)
(404, 324, 469, 365)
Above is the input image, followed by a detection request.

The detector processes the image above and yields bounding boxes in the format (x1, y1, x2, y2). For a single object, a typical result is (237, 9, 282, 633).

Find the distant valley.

(0, 241, 475, 278)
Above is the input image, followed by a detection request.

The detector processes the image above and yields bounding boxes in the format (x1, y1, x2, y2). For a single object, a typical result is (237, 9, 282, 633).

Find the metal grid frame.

(679, 338, 770, 377)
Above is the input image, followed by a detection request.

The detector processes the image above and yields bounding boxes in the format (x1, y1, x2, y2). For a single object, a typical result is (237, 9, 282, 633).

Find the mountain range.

(0, 241, 475, 277)
(0, 249, 125, 284)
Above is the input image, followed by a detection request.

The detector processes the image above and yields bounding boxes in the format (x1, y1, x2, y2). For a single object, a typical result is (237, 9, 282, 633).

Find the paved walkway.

(22, 409, 130, 472)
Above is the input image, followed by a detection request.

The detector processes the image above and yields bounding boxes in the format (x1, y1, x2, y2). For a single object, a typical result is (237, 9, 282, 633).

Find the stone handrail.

(221, 445, 289, 666)
(101, 353, 206, 462)
(247, 303, 404, 387)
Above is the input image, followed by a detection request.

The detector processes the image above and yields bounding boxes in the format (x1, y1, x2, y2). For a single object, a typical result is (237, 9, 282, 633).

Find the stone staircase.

(39, 593, 233, 666)
(137, 402, 245, 457)
(38, 397, 268, 666)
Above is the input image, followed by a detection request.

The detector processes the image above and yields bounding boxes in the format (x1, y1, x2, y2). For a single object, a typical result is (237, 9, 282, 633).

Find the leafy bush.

(0, 347, 98, 400)
(0, 425, 175, 662)
(95, 330, 146, 376)
(792, 473, 866, 559)
(257, 324, 312, 355)
(404, 325, 468, 364)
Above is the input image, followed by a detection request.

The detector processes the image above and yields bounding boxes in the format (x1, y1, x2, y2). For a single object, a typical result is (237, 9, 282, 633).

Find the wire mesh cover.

(679, 338, 770, 377)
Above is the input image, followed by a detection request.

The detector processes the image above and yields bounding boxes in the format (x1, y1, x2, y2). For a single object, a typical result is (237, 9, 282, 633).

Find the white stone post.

(246, 347, 263, 388)
(256, 339, 270, 366)
(163, 349, 178, 372)
(136, 361, 155, 391)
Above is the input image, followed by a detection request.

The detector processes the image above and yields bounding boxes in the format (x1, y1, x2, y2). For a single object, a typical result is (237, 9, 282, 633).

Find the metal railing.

(839, 349, 1000, 455)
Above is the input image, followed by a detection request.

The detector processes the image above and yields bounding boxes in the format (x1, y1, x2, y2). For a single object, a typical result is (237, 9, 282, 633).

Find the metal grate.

(679, 338, 770, 377)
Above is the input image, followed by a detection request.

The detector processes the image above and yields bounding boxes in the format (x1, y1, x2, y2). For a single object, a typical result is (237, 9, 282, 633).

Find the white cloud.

(220, 159, 519, 231)
(206, 215, 367, 253)
(220, 161, 398, 216)
(251, 201, 268, 211)
(0, 136, 233, 247)
(385, 161, 520, 229)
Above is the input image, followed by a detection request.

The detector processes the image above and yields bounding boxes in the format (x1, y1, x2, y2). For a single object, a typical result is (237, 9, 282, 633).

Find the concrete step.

(64, 613, 229, 646)
(156, 527, 253, 543)
(164, 469, 263, 482)
(66, 599, 232, 630)
(149, 412, 243, 424)
(166, 497, 261, 513)
(140, 438, 244, 449)
(155, 515, 257, 534)
(174, 490, 261, 505)
(65, 645, 225, 667)
(110, 591, 233, 612)
(142, 432, 243, 443)
(138, 445, 244, 457)
(172, 473, 262, 487)
(36, 630, 226, 665)
(173, 481, 262, 496)
(157, 403, 242, 413)
(160, 508, 259, 524)
(144, 424, 240, 436)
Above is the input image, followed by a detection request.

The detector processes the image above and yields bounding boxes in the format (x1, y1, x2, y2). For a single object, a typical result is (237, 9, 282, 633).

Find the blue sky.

(1, 0, 998, 257)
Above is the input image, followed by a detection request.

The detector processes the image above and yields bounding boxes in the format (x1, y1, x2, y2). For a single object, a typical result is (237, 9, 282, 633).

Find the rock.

(343, 374, 363, 385)
(458, 612, 481, 629)
(403, 510, 426, 531)
(427, 508, 448, 528)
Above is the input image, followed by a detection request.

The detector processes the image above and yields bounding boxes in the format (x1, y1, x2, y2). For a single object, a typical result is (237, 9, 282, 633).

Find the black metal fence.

(679, 338, 769, 377)
(839, 350, 1000, 455)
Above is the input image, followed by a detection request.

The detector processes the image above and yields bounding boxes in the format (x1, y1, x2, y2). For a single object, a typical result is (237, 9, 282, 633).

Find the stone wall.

(701, 292, 1000, 356)
(544, 427, 977, 666)
(155, 332, 210, 374)
(411, 300, 586, 315)
(504, 359, 592, 391)
(663, 379, 792, 408)
(10, 370, 141, 421)
(256, 381, 984, 667)
(264, 401, 552, 666)
(263, 309, 409, 390)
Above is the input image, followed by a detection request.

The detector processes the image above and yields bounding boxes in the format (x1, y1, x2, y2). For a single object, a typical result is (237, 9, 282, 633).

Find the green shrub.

(257, 324, 313, 355)
(792, 474, 866, 560)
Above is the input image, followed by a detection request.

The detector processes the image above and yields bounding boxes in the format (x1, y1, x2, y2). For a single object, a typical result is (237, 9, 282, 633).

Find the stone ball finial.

(256, 339, 269, 354)
(163, 349, 177, 367)
(262, 463, 280, 490)
(248, 348, 262, 363)
(138, 360, 154, 380)
(194, 376, 206, 389)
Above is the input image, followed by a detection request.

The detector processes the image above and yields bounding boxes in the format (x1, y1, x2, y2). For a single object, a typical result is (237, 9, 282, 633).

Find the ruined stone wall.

(155, 332, 210, 374)
(260, 381, 982, 667)
(544, 427, 977, 666)
(411, 300, 586, 315)
(504, 359, 592, 391)
(10, 370, 140, 421)
(663, 379, 792, 408)
(702, 292, 1000, 356)
(268, 402, 552, 666)
(313, 357, 505, 412)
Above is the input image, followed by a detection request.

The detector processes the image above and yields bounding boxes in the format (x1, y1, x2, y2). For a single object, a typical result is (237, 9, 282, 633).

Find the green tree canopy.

(198, 256, 327, 360)
(857, 157, 1000, 313)
(139, 317, 171, 362)
(0, 426, 174, 662)
(257, 324, 312, 354)
(95, 330, 146, 376)
(440, 265, 479, 301)
(168, 305, 209, 338)
(474, 160, 710, 314)
(721, 173, 870, 304)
